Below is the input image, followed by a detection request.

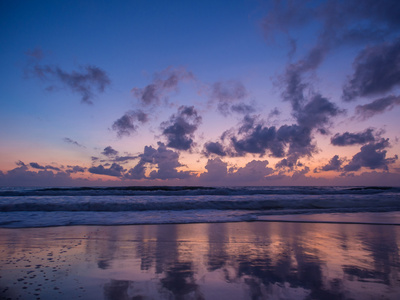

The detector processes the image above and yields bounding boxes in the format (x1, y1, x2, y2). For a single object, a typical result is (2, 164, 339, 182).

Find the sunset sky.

(1, 0, 400, 186)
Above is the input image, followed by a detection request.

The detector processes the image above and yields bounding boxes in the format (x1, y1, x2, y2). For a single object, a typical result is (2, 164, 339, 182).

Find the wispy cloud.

(63, 137, 85, 148)
(132, 67, 194, 106)
(25, 50, 110, 104)
(355, 95, 400, 120)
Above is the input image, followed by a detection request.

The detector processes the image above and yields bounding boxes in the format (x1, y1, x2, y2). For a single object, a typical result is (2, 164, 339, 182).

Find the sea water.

(1, 186, 400, 228)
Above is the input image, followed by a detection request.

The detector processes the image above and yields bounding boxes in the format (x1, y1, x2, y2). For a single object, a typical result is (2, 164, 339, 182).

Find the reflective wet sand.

(1, 222, 400, 299)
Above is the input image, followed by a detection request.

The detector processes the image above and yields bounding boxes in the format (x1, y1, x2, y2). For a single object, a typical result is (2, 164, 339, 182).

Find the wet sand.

(1, 221, 400, 300)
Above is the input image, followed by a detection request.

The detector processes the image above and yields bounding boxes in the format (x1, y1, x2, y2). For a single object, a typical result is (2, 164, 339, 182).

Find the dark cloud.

(291, 166, 310, 179)
(15, 160, 26, 167)
(275, 157, 305, 170)
(88, 163, 125, 177)
(355, 95, 400, 119)
(161, 106, 202, 151)
(263, 0, 400, 122)
(112, 110, 149, 137)
(203, 141, 227, 157)
(343, 39, 400, 101)
(343, 139, 398, 172)
(29, 162, 45, 170)
(229, 115, 316, 160)
(28, 162, 60, 171)
(66, 165, 85, 174)
(132, 67, 194, 106)
(63, 137, 85, 148)
(294, 94, 342, 132)
(26, 60, 110, 104)
(125, 142, 191, 180)
(331, 129, 376, 146)
(319, 155, 344, 172)
(102, 146, 119, 157)
(263, 0, 400, 50)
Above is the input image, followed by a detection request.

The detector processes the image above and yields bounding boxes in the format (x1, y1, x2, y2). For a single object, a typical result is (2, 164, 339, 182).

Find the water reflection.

(1, 222, 400, 299)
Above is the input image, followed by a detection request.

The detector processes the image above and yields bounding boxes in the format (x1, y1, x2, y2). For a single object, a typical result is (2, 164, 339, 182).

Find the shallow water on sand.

(1, 221, 400, 299)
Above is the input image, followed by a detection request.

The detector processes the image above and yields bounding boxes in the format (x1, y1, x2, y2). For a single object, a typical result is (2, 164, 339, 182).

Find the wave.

(1, 185, 399, 197)
(1, 193, 400, 213)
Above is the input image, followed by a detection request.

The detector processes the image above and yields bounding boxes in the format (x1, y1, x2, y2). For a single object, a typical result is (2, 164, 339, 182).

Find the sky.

(1, 0, 400, 186)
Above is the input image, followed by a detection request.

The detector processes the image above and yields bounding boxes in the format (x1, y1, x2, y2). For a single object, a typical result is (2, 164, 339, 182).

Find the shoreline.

(1, 221, 400, 299)
(2, 210, 400, 229)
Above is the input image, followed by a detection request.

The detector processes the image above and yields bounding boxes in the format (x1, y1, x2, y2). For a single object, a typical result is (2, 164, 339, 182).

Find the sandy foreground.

(1, 221, 400, 300)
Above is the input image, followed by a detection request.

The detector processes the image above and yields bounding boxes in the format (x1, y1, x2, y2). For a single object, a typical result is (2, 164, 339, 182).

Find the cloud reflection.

(1, 222, 400, 299)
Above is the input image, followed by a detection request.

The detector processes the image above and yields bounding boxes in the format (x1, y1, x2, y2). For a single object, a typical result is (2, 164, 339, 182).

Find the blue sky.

(1, 0, 400, 186)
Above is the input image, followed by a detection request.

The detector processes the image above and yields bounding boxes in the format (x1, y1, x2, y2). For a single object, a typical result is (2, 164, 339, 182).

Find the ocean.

(1, 186, 400, 228)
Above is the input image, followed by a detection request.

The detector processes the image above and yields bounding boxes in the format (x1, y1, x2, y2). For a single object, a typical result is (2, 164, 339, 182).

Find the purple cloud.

(161, 106, 202, 151)
(124, 142, 191, 180)
(331, 129, 376, 146)
(88, 163, 125, 177)
(64, 137, 85, 148)
(355, 95, 400, 119)
(132, 67, 194, 106)
(26, 61, 111, 104)
(112, 110, 149, 137)
(102, 146, 119, 157)
(343, 139, 398, 172)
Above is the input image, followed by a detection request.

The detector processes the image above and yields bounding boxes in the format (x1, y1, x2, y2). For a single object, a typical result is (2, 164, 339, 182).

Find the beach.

(1, 221, 400, 300)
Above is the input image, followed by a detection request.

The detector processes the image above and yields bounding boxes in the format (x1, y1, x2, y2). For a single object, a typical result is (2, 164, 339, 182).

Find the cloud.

(355, 95, 400, 119)
(66, 165, 86, 174)
(102, 146, 119, 157)
(294, 94, 342, 132)
(161, 106, 202, 151)
(263, 0, 400, 115)
(0, 164, 89, 187)
(230, 103, 256, 115)
(203, 141, 227, 157)
(125, 142, 191, 180)
(229, 116, 316, 160)
(209, 80, 253, 116)
(343, 39, 400, 101)
(29, 162, 61, 171)
(112, 110, 149, 137)
(132, 67, 194, 106)
(331, 128, 376, 146)
(113, 156, 138, 163)
(29, 162, 45, 170)
(198, 158, 228, 182)
(232, 160, 274, 182)
(63, 137, 85, 148)
(319, 155, 344, 172)
(26, 61, 111, 104)
(88, 163, 125, 177)
(15, 160, 26, 167)
(263, 1, 400, 50)
(199, 158, 274, 184)
(25, 48, 43, 60)
(343, 139, 398, 172)
(211, 80, 247, 103)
